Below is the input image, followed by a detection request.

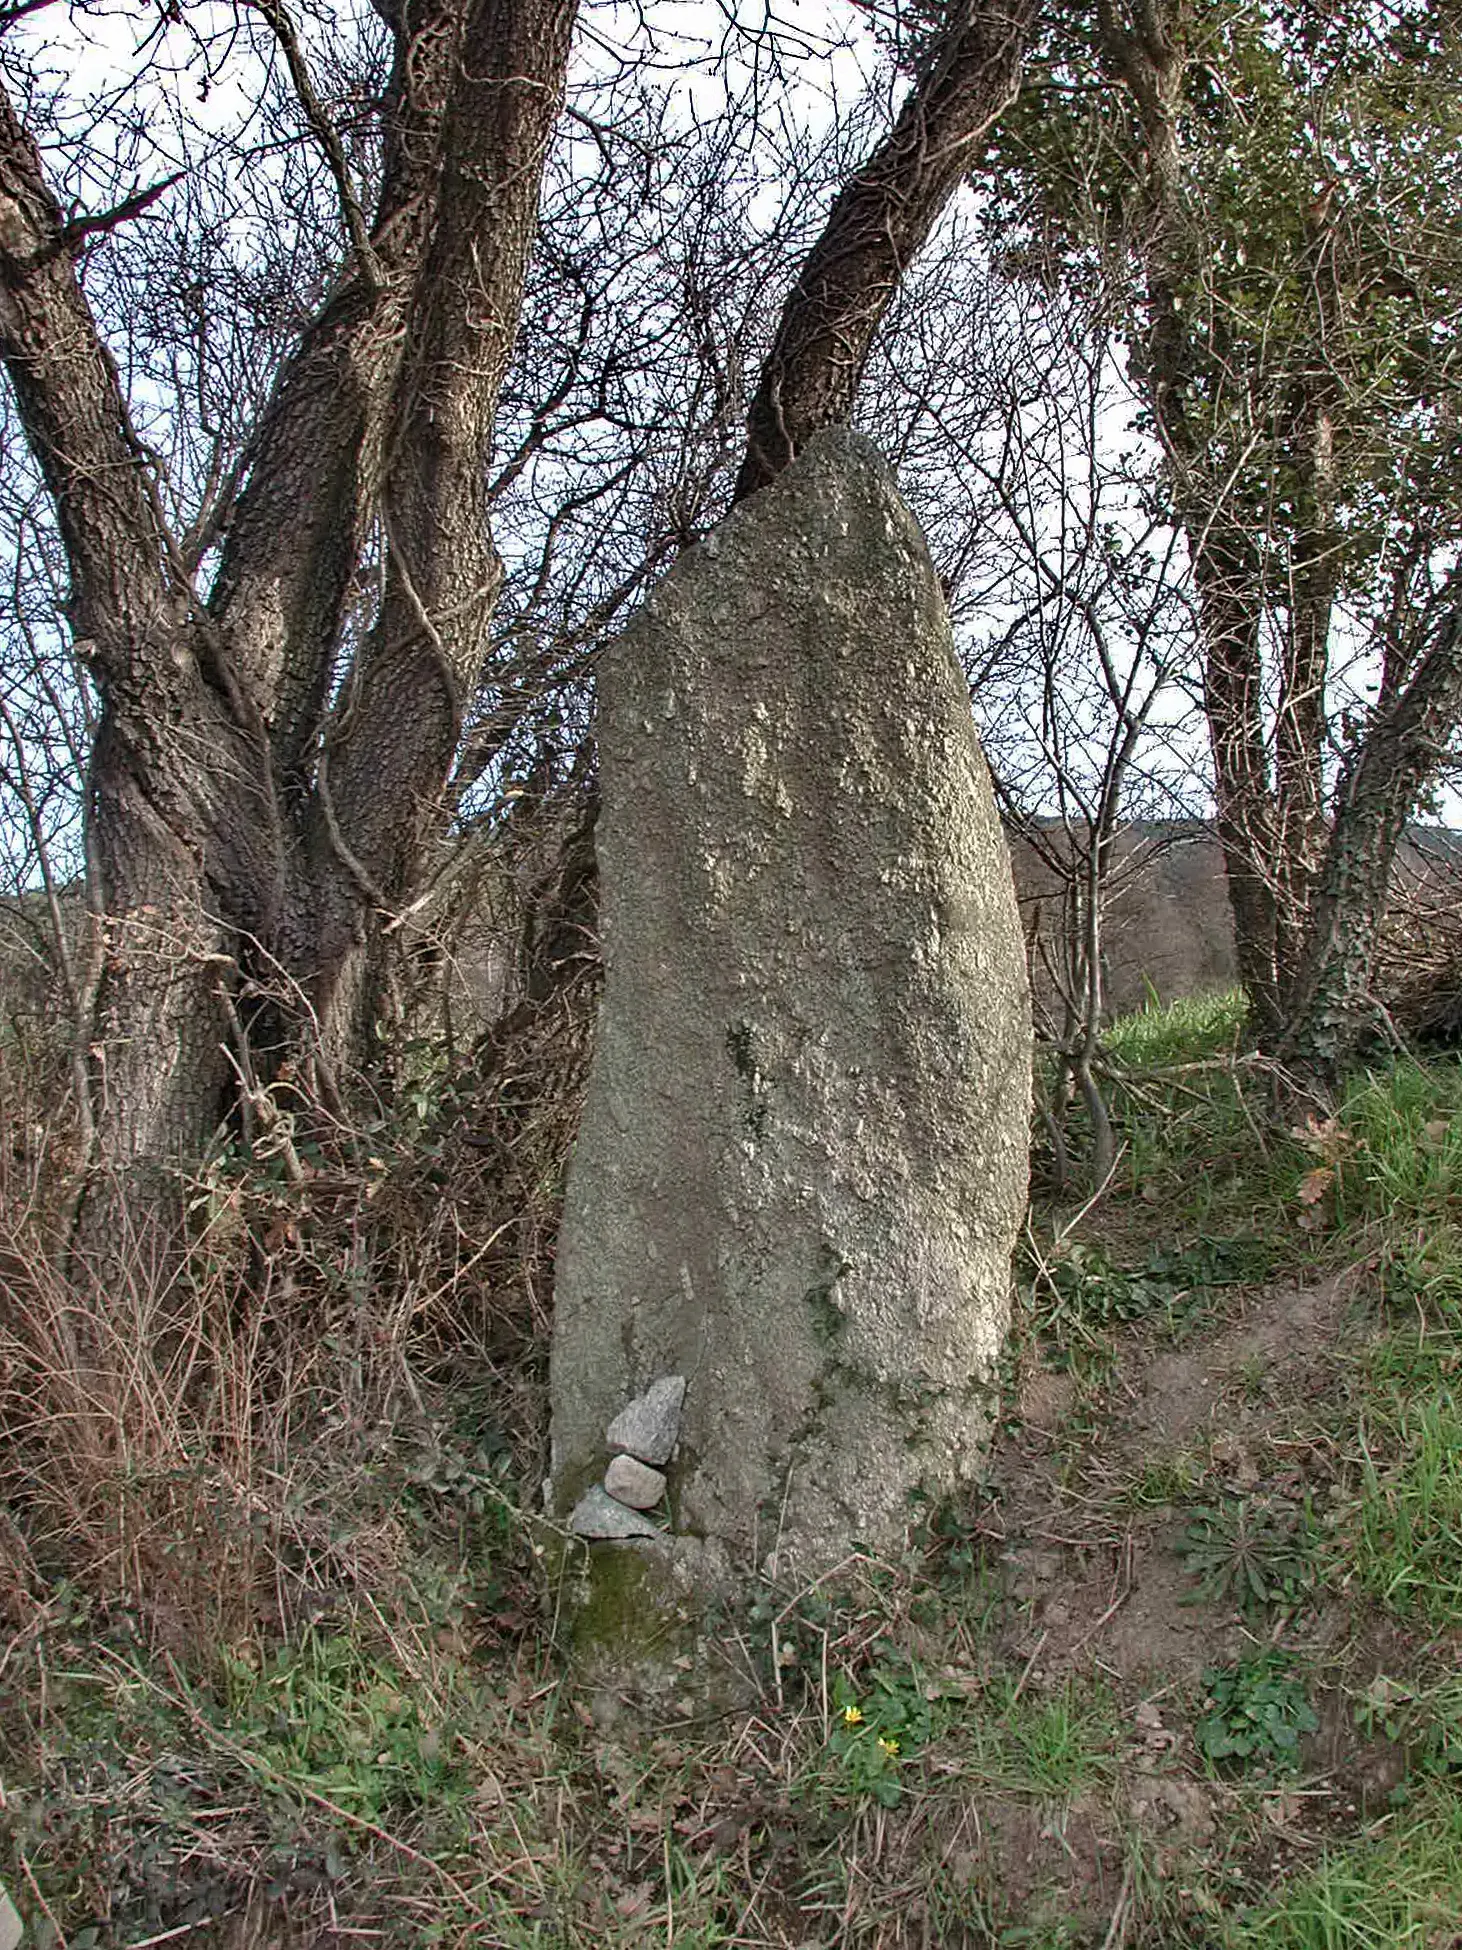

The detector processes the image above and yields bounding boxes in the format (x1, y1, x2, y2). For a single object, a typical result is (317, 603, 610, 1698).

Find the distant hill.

(1009, 820, 1462, 1024)
(4, 822, 1459, 1044)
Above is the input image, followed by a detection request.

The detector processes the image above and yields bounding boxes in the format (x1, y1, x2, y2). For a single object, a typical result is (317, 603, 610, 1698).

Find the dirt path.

(934, 1271, 1382, 1925)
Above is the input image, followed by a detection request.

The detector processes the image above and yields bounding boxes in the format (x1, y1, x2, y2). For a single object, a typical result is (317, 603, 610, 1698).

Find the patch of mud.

(1001, 1516, 1242, 1684)
(951, 1794, 1123, 1933)
(1014, 1367, 1079, 1435)
(1099, 1527, 1240, 1680)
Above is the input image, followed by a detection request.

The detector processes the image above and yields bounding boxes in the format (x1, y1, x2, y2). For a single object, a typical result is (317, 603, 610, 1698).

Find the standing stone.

(549, 429, 1031, 1587)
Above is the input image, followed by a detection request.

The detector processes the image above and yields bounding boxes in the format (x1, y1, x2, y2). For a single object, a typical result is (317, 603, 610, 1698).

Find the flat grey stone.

(605, 1375, 686, 1466)
(605, 1453, 667, 1508)
(0, 1884, 21, 1950)
(568, 1486, 660, 1540)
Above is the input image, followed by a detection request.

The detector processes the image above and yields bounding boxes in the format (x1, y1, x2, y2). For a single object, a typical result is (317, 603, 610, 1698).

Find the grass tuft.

(1225, 1792, 1462, 1948)
(1102, 986, 1250, 1070)
(1351, 1390, 1462, 1624)
(1334, 1058, 1462, 1321)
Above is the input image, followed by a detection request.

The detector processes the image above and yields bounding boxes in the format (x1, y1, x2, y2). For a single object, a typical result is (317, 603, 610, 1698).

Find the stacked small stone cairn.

(567, 1375, 685, 1540)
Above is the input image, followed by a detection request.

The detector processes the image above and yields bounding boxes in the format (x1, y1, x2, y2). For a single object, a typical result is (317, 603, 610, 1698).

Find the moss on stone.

(805, 1280, 846, 1344)
(724, 1018, 770, 1140)
(571, 1541, 697, 1668)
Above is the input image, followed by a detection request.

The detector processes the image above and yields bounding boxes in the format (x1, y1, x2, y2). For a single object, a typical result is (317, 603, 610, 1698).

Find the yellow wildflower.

(842, 1704, 864, 1726)
(877, 1736, 900, 1758)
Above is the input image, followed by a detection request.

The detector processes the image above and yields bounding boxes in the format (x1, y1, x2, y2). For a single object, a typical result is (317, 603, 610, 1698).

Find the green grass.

(1102, 986, 1250, 1069)
(1026, 1014, 1462, 1939)
(1334, 1058, 1462, 1320)
(1120, 1452, 1206, 1509)
(1352, 1390, 1462, 1625)
(1355, 1670, 1462, 1778)
(1095, 990, 1318, 1237)
(1334, 1059, 1462, 1229)
(1225, 1792, 1462, 1948)
(953, 1672, 1117, 1800)
(215, 1626, 482, 1829)
(0, 1615, 516, 1939)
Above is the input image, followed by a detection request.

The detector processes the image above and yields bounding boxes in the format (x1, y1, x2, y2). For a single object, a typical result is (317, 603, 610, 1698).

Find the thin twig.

(1009, 1628, 1048, 1707)
(1099, 1856, 1136, 1950)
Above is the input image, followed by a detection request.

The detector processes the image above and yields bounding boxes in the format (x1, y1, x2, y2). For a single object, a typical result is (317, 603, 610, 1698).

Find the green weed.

(1180, 1495, 1320, 1614)
(1195, 1652, 1318, 1774)
(1037, 1245, 1175, 1331)
(217, 1627, 479, 1831)
(1028, 1235, 1274, 1369)
(823, 1661, 935, 1808)
(916, 1495, 993, 1587)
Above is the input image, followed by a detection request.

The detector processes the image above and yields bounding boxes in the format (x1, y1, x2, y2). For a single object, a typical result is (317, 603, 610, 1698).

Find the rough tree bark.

(1279, 605, 1462, 1078)
(0, 0, 577, 1236)
(736, 0, 1035, 501)
(1271, 195, 1343, 999)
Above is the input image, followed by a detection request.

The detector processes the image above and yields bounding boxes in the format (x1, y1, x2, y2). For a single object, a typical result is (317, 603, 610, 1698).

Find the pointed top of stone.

(606, 1375, 686, 1466)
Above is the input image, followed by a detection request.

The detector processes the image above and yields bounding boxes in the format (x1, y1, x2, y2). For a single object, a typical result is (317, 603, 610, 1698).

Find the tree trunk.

(1096, 0, 1335, 1042)
(274, 0, 577, 1058)
(1, 89, 275, 1236)
(1273, 205, 1342, 1005)
(1280, 606, 1462, 1078)
(1191, 532, 1282, 1036)
(0, 0, 577, 1244)
(736, 0, 1033, 501)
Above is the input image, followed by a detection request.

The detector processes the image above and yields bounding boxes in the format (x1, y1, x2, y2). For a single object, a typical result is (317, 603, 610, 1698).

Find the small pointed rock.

(604, 1453, 666, 1509)
(606, 1375, 685, 1466)
(569, 1485, 660, 1540)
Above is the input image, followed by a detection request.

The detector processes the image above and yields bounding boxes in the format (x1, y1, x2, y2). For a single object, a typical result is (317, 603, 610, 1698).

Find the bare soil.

(949, 1265, 1408, 1933)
